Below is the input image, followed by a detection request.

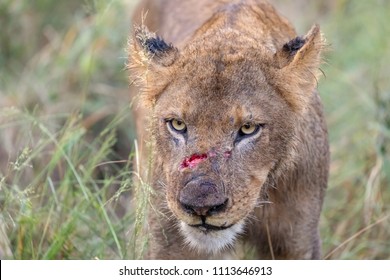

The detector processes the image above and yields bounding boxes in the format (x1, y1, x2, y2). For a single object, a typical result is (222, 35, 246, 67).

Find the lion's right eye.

(168, 119, 187, 133)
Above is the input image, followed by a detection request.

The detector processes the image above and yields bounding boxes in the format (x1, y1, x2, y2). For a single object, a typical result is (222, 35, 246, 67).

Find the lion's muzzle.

(179, 180, 228, 218)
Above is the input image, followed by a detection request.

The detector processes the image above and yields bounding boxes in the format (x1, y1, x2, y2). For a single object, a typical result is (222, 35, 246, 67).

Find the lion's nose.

(179, 181, 228, 217)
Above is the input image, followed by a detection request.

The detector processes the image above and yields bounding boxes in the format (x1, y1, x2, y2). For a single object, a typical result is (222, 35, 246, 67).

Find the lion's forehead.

(157, 81, 274, 126)
(159, 97, 260, 126)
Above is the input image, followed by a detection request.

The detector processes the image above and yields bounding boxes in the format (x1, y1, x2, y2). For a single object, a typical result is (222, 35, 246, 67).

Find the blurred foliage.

(0, 0, 141, 259)
(316, 0, 390, 259)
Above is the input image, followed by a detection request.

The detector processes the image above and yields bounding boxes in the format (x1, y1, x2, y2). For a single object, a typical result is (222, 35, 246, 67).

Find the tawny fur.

(128, 0, 329, 259)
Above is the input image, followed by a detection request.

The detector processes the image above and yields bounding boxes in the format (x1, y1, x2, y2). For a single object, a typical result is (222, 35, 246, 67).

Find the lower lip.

(190, 223, 232, 231)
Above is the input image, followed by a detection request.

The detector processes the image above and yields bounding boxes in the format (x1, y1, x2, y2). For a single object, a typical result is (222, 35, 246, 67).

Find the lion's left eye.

(239, 123, 259, 136)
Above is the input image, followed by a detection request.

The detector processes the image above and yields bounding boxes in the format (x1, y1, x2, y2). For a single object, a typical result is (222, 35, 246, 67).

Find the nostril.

(207, 198, 228, 216)
(182, 203, 197, 215)
(180, 199, 228, 217)
(180, 202, 208, 216)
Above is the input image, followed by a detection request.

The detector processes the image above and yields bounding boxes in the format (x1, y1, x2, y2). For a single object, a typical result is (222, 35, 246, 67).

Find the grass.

(316, 0, 390, 259)
(1, 0, 389, 259)
(0, 0, 146, 259)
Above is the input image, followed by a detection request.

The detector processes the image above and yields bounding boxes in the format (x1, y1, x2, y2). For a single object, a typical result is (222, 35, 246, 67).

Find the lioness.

(128, 0, 329, 259)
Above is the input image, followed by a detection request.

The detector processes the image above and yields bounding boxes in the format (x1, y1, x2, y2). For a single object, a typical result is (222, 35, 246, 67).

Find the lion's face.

(130, 23, 323, 254)
(151, 50, 296, 254)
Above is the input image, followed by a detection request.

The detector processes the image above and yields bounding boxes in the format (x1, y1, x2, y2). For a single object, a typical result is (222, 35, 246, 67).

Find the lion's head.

(129, 15, 324, 254)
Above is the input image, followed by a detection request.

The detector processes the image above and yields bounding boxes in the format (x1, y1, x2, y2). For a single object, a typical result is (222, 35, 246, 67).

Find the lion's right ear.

(128, 26, 179, 106)
(132, 26, 178, 67)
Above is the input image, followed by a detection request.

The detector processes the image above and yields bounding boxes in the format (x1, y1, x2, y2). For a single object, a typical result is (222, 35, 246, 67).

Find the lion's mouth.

(189, 222, 233, 232)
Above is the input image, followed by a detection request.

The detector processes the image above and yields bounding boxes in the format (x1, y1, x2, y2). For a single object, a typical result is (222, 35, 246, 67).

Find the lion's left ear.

(128, 26, 179, 107)
(271, 25, 325, 112)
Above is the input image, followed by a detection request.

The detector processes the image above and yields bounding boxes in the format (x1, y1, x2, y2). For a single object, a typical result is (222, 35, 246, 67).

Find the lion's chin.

(179, 221, 245, 255)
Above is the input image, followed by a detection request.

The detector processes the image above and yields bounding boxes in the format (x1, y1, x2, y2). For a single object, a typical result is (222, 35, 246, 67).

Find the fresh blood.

(180, 153, 208, 169)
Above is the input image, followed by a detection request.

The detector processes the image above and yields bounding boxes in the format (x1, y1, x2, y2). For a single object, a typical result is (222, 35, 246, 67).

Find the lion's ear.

(128, 26, 179, 107)
(272, 25, 325, 112)
(133, 26, 178, 67)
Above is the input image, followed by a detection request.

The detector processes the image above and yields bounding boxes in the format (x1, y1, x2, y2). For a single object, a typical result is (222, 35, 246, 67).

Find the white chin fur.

(180, 221, 244, 255)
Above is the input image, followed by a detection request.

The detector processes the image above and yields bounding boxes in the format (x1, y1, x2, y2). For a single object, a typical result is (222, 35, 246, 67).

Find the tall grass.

(0, 0, 147, 259)
(0, 0, 389, 259)
(318, 0, 390, 259)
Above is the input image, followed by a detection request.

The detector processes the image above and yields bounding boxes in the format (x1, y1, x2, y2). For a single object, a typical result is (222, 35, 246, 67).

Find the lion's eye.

(168, 119, 187, 133)
(239, 123, 258, 136)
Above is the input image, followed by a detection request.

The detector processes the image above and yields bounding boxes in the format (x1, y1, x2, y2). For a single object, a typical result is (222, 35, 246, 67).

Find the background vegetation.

(0, 0, 389, 259)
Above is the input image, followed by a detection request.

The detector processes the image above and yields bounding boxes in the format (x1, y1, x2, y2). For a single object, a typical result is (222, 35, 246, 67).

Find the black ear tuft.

(134, 26, 178, 66)
(282, 36, 306, 57)
(144, 36, 172, 54)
